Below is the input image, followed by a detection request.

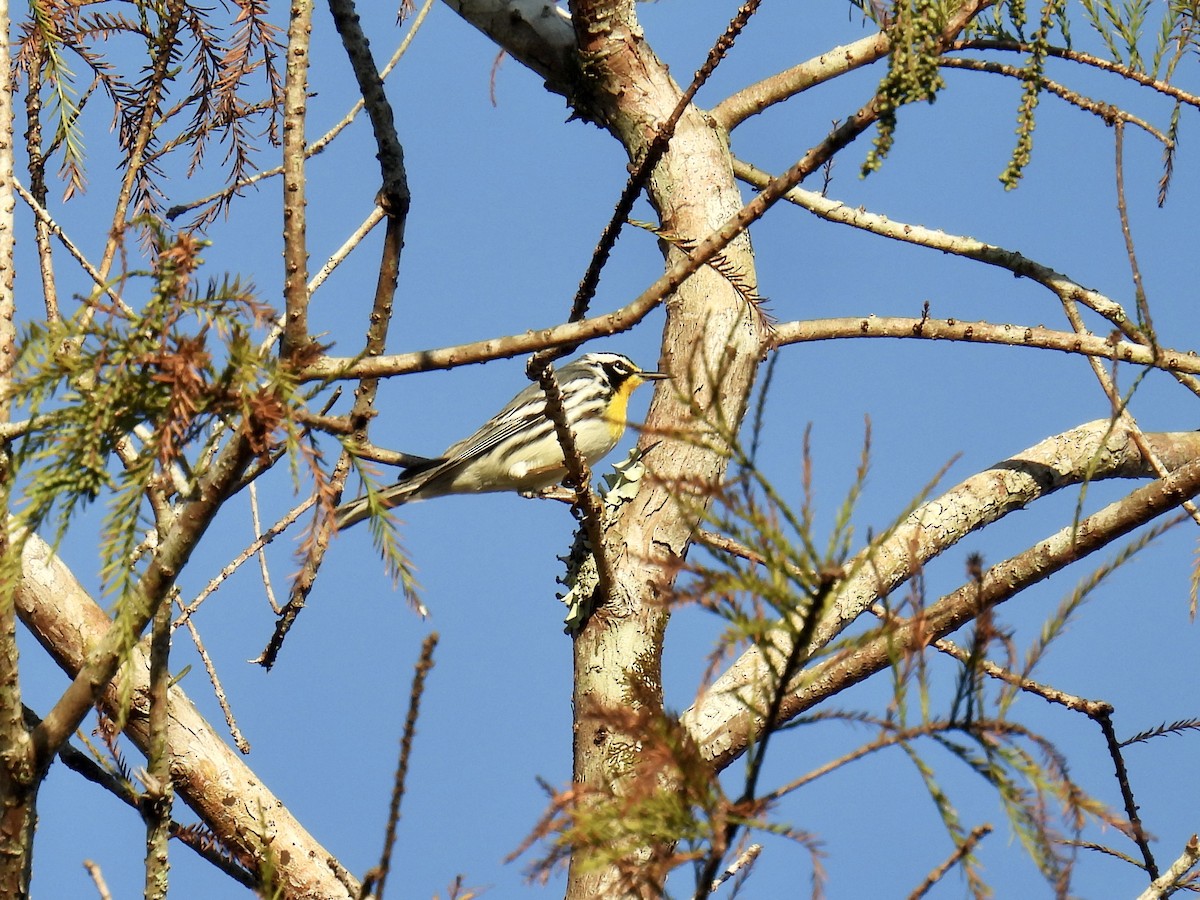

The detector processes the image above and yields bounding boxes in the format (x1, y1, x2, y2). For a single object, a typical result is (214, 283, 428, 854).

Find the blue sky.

(16, 1, 1200, 897)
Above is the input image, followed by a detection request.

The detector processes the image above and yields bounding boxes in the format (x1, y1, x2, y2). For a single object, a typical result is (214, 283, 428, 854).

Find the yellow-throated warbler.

(335, 352, 667, 529)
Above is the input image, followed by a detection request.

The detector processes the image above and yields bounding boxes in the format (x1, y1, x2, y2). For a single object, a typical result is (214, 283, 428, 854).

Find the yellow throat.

(603, 374, 646, 439)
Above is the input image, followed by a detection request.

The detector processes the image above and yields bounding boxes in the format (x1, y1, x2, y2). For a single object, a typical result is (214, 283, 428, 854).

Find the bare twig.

(770, 315, 1200, 378)
(308, 204, 387, 296)
(363, 632, 438, 900)
(83, 860, 113, 900)
(248, 482, 281, 615)
(174, 596, 250, 754)
(1136, 836, 1200, 900)
(13, 180, 131, 314)
(1114, 121, 1156, 346)
(952, 39, 1200, 110)
(279, 0, 314, 358)
(1094, 709, 1158, 880)
(731, 157, 1136, 336)
(709, 843, 762, 894)
(927, 630, 1115, 718)
(173, 494, 315, 630)
(940, 57, 1171, 145)
(907, 824, 993, 900)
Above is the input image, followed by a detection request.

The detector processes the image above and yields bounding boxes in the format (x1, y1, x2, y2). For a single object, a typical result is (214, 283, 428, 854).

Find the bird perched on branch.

(335, 352, 667, 529)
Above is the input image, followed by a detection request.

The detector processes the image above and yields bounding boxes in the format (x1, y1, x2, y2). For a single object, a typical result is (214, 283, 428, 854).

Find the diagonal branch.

(15, 535, 357, 898)
(952, 39, 1200, 110)
(731, 157, 1137, 335)
(683, 422, 1200, 768)
(32, 433, 253, 761)
(708, 450, 1200, 768)
(940, 56, 1171, 144)
(710, 29, 889, 131)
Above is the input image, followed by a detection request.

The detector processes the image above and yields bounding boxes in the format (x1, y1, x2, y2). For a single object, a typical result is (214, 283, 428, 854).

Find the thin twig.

(1136, 836, 1200, 900)
(1094, 709, 1158, 880)
(709, 842, 762, 894)
(926, 630, 1114, 717)
(940, 57, 1171, 145)
(907, 824, 993, 900)
(730, 156, 1136, 336)
(364, 632, 438, 900)
(83, 860, 113, 900)
(174, 596, 251, 754)
(952, 39, 1200, 110)
(769, 315, 1200, 377)
(173, 494, 314, 630)
(308, 204, 387, 296)
(1114, 121, 1156, 348)
(248, 482, 281, 615)
(13, 180, 131, 314)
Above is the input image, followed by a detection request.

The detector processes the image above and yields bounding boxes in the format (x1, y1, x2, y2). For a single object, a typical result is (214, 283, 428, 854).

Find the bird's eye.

(602, 359, 631, 383)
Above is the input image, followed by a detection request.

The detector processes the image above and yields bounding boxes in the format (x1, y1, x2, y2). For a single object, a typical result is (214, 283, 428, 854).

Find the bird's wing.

(438, 382, 549, 464)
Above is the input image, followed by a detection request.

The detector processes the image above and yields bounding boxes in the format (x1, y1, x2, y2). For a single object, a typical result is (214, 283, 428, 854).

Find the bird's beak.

(639, 369, 669, 381)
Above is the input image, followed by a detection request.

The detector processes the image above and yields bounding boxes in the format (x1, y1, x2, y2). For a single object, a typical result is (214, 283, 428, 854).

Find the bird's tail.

(334, 458, 445, 530)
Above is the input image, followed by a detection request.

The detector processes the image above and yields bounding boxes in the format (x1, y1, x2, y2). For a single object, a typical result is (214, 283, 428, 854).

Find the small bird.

(335, 351, 667, 529)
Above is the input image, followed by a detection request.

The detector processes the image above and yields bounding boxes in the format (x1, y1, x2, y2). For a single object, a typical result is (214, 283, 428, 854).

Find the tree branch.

(15, 534, 357, 898)
(683, 422, 1200, 768)
(952, 38, 1200, 110)
(280, 0, 314, 359)
(32, 434, 253, 762)
(731, 157, 1136, 334)
(771, 315, 1200, 377)
(940, 56, 1171, 145)
(756, 452, 1200, 761)
(710, 29, 889, 131)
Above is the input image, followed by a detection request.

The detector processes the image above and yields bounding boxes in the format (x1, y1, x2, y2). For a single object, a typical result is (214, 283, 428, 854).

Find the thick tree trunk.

(562, 3, 764, 897)
(444, 2, 765, 896)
